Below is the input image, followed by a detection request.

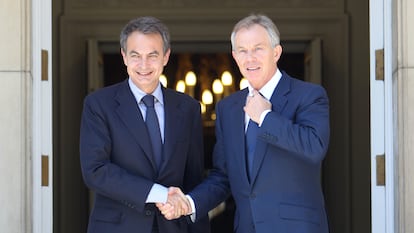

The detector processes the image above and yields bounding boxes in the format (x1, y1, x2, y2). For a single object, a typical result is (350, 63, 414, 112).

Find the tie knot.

(142, 94, 155, 108)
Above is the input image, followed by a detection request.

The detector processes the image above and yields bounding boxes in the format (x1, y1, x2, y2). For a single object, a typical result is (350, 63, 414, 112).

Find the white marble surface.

(0, 0, 25, 71)
(0, 73, 29, 233)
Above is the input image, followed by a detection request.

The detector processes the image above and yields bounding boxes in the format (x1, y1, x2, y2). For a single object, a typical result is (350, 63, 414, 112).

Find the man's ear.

(163, 48, 171, 66)
(120, 48, 127, 66)
(274, 44, 283, 62)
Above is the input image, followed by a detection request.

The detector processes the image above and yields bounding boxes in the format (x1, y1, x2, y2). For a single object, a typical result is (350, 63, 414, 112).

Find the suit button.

(250, 193, 256, 199)
(145, 210, 152, 216)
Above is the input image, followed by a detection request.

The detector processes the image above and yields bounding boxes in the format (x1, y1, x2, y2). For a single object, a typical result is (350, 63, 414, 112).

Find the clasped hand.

(244, 90, 272, 123)
(156, 187, 191, 220)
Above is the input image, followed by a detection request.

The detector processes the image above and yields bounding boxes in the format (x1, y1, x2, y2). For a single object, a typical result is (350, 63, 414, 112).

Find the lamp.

(185, 71, 197, 97)
(159, 74, 168, 87)
(239, 77, 249, 90)
(200, 102, 206, 114)
(176, 80, 186, 93)
(201, 89, 214, 120)
(221, 71, 233, 96)
(212, 79, 224, 102)
(201, 89, 213, 105)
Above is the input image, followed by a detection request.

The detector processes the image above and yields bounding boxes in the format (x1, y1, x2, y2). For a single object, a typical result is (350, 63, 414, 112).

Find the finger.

(166, 187, 191, 215)
(252, 89, 259, 96)
(168, 186, 182, 195)
(169, 191, 187, 207)
(181, 197, 191, 215)
(160, 205, 175, 218)
(157, 202, 170, 212)
(164, 212, 175, 220)
(175, 196, 190, 214)
(245, 95, 253, 104)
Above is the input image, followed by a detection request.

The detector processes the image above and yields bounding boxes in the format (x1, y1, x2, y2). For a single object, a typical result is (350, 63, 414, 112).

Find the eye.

(148, 52, 160, 60)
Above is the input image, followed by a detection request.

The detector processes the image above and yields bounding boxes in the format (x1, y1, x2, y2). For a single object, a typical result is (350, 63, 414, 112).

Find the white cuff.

(145, 184, 168, 203)
(186, 194, 196, 222)
(259, 109, 271, 127)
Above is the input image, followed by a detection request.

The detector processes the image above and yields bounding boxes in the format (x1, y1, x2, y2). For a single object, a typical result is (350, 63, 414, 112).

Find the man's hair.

(120, 16, 170, 53)
(230, 14, 280, 50)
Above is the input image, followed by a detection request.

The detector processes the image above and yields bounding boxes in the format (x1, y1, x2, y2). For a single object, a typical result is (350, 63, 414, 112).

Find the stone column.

(0, 0, 32, 233)
(394, 0, 414, 232)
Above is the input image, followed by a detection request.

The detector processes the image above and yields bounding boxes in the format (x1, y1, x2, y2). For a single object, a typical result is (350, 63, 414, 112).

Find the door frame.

(32, 0, 53, 233)
(56, 12, 351, 233)
(369, 0, 395, 232)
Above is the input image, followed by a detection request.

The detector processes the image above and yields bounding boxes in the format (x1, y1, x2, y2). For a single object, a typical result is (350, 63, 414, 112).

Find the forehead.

(126, 31, 164, 52)
(234, 25, 270, 46)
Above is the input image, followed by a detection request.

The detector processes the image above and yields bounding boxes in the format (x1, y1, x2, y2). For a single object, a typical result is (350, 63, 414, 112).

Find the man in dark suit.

(158, 14, 330, 233)
(80, 16, 210, 233)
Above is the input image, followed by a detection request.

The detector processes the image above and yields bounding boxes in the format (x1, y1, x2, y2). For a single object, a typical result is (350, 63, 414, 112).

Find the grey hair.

(120, 16, 170, 54)
(230, 14, 280, 50)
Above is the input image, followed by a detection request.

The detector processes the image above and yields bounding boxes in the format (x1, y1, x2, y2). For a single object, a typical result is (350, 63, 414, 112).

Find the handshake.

(156, 187, 192, 220)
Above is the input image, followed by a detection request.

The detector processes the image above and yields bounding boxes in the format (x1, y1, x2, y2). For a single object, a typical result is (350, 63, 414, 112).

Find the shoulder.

(83, 80, 128, 108)
(218, 89, 247, 106)
(163, 87, 200, 108)
(282, 72, 328, 98)
(86, 80, 126, 99)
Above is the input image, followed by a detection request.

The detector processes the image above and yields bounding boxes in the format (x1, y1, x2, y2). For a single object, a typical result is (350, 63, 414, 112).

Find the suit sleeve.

(184, 102, 211, 233)
(79, 94, 154, 212)
(260, 84, 330, 164)
(189, 100, 232, 221)
(183, 102, 205, 192)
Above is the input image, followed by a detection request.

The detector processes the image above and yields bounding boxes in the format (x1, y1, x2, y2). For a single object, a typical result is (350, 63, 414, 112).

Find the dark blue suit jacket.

(190, 71, 330, 233)
(80, 80, 210, 233)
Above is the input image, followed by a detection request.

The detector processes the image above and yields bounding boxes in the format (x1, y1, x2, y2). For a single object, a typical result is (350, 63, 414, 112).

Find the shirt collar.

(248, 69, 282, 100)
(128, 78, 164, 105)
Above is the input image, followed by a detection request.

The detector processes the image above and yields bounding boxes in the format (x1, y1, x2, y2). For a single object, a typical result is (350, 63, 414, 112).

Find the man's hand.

(156, 187, 191, 220)
(244, 89, 272, 123)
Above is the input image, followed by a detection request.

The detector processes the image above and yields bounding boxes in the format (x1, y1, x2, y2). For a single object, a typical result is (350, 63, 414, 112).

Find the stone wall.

(0, 0, 32, 233)
(395, 0, 414, 232)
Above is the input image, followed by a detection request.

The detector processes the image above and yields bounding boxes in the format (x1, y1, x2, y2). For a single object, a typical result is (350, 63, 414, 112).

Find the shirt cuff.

(259, 109, 271, 127)
(186, 194, 196, 222)
(145, 184, 168, 203)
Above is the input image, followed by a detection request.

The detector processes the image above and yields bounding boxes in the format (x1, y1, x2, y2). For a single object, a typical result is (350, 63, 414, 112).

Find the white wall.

(395, 0, 414, 232)
(0, 0, 32, 232)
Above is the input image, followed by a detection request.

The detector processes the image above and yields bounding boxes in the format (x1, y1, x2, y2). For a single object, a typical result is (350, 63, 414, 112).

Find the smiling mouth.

(137, 71, 152, 76)
(247, 67, 260, 71)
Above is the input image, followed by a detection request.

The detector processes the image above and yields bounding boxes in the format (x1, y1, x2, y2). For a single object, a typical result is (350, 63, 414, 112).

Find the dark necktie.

(245, 119, 258, 179)
(142, 95, 162, 168)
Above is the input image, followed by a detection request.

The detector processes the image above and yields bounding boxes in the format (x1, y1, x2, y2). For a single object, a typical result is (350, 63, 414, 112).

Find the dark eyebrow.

(149, 51, 160, 56)
(128, 50, 160, 56)
(128, 50, 139, 56)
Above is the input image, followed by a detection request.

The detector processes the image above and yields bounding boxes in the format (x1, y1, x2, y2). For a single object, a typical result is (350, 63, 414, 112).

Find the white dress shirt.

(128, 78, 168, 204)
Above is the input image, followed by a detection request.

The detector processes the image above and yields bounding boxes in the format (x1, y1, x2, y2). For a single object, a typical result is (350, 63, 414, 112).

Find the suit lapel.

(158, 87, 186, 173)
(270, 72, 290, 113)
(249, 74, 290, 185)
(228, 89, 251, 186)
(114, 80, 158, 171)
